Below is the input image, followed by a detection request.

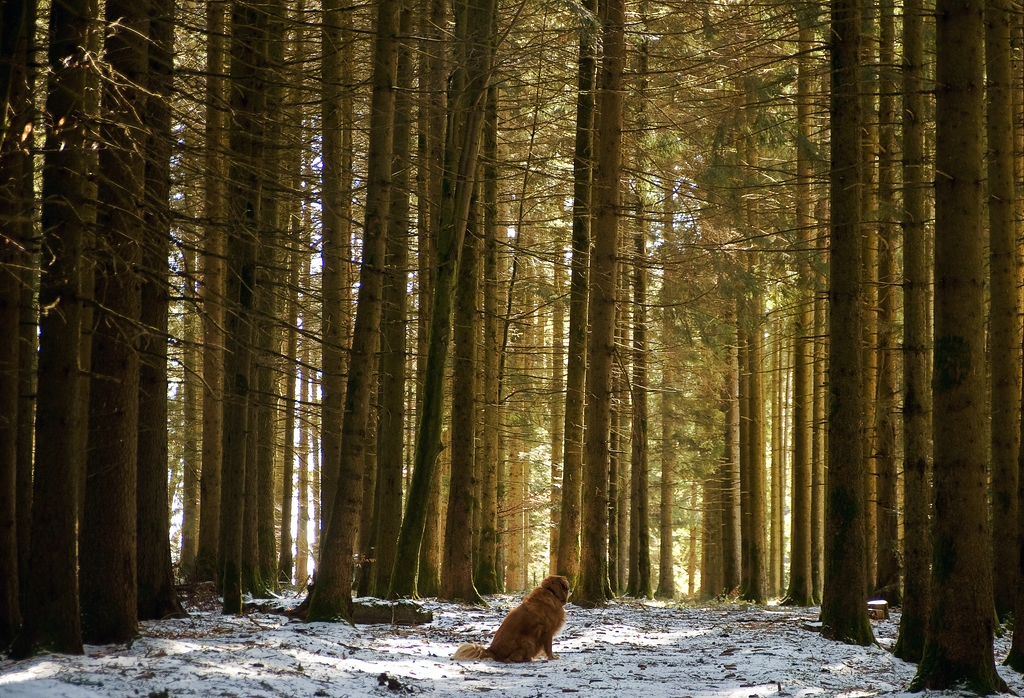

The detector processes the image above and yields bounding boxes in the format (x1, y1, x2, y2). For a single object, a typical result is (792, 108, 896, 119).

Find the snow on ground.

(2, 590, 1023, 698)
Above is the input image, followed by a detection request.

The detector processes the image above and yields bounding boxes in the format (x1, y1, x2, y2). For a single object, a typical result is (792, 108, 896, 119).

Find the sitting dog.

(452, 575, 570, 663)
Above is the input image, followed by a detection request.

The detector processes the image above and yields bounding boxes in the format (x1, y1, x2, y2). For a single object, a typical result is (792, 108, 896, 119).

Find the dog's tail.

(452, 643, 490, 660)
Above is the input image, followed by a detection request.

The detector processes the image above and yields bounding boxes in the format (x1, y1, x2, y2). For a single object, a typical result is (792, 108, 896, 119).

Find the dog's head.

(542, 575, 571, 605)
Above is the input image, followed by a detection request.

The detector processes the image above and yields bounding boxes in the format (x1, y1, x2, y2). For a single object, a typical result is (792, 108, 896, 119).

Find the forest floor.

(2, 586, 1023, 698)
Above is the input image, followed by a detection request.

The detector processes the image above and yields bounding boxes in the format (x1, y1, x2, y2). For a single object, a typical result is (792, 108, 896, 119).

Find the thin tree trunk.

(742, 293, 768, 604)
(769, 324, 783, 598)
(319, 0, 354, 542)
(986, 0, 1019, 621)
(136, 0, 186, 622)
(295, 325, 311, 589)
(860, 1, 879, 597)
(550, 259, 565, 575)
(556, 0, 597, 587)
(811, 202, 828, 604)
(475, 77, 501, 594)
(656, 308, 676, 600)
(220, 0, 267, 614)
(279, 239, 300, 585)
(628, 226, 651, 599)
(783, 11, 813, 607)
(196, 0, 227, 585)
(873, 0, 900, 606)
(723, 316, 741, 594)
(892, 0, 929, 659)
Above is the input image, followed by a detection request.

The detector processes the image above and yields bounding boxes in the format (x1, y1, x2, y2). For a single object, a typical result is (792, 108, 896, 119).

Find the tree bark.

(440, 209, 483, 603)
(821, 0, 873, 645)
(783, 9, 814, 608)
(220, 0, 267, 614)
(723, 316, 741, 594)
(136, 0, 186, 622)
(10, 0, 91, 658)
(0, 0, 34, 649)
(319, 0, 354, 542)
(657, 306, 677, 600)
(79, 0, 150, 644)
(892, 0, 929, 660)
(873, 0, 900, 606)
(196, 0, 227, 585)
(369, 0, 413, 598)
(911, 0, 1004, 687)
(389, 0, 495, 599)
(628, 226, 651, 599)
(556, 0, 597, 587)
(575, 0, 624, 606)
(986, 0, 1019, 621)
(307, 0, 399, 620)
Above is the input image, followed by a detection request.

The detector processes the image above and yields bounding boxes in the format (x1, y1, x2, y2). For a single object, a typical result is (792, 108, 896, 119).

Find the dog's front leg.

(544, 637, 559, 660)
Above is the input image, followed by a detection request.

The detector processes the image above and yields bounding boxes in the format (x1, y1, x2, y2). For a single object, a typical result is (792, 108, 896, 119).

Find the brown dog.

(452, 575, 570, 662)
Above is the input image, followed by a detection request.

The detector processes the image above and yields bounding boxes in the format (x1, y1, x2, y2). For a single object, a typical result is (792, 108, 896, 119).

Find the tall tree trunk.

(859, 1, 879, 596)
(475, 77, 501, 594)
(242, 364, 267, 597)
(79, 0, 150, 644)
(656, 308, 677, 600)
(0, 0, 34, 649)
(783, 8, 814, 607)
(319, 0, 354, 542)
(821, 0, 873, 645)
(575, 0, 624, 606)
(609, 283, 626, 596)
(892, 0, 929, 659)
(180, 268, 201, 579)
(220, 0, 267, 614)
(550, 259, 565, 575)
(986, 0, 1019, 621)
(440, 207, 483, 602)
(873, 0, 900, 606)
(295, 325, 311, 589)
(196, 0, 227, 585)
(687, 483, 698, 596)
(722, 316, 741, 594)
(369, 0, 413, 598)
(253, 0, 287, 596)
(136, 0, 186, 622)
(11, 0, 91, 658)
(769, 325, 783, 598)
(556, 0, 597, 587)
(279, 240, 299, 585)
(911, 0, 1004, 687)
(307, 0, 399, 620)
(628, 226, 651, 599)
(811, 200, 828, 604)
(741, 292, 768, 604)
(388, 0, 495, 599)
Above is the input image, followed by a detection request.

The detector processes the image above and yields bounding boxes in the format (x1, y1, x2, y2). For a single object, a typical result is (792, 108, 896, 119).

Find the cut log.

(248, 595, 433, 625)
(867, 599, 889, 620)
